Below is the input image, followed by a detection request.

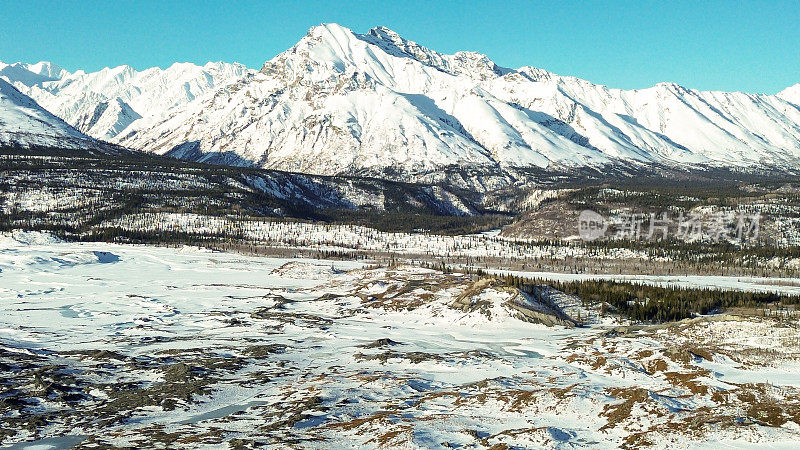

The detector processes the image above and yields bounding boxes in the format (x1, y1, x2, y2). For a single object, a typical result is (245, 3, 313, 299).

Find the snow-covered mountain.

(3, 24, 800, 187)
(111, 24, 800, 184)
(1, 60, 251, 141)
(0, 78, 95, 148)
(0, 61, 69, 87)
(779, 84, 800, 106)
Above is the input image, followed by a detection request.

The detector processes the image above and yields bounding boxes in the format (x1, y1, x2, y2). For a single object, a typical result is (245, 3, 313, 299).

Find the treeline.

(580, 238, 800, 260)
(1, 148, 506, 238)
(321, 209, 511, 235)
(486, 271, 799, 323)
(521, 235, 800, 270)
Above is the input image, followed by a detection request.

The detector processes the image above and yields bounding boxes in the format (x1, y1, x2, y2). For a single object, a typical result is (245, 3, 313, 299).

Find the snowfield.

(2, 233, 800, 448)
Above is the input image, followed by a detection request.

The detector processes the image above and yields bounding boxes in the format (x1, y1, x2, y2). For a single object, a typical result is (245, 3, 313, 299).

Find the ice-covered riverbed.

(2, 232, 800, 448)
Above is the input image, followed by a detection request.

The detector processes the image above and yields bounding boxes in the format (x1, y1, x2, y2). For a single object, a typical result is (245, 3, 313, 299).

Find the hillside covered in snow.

(3, 24, 800, 187)
(0, 78, 96, 149)
(2, 60, 250, 141)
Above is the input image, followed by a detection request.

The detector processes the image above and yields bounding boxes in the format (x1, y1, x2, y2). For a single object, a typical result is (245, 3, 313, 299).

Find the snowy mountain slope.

(1, 60, 251, 142)
(108, 24, 800, 184)
(779, 84, 800, 106)
(0, 61, 68, 87)
(71, 97, 142, 139)
(22, 61, 70, 80)
(109, 25, 610, 188)
(0, 78, 96, 148)
(4, 25, 800, 186)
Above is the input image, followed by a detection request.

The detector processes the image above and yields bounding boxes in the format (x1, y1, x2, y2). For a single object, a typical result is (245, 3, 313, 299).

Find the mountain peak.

(303, 22, 359, 46)
(366, 25, 405, 45)
(0, 61, 68, 87)
(24, 61, 68, 79)
(274, 24, 507, 81)
(307, 22, 354, 35)
(3, 59, 251, 142)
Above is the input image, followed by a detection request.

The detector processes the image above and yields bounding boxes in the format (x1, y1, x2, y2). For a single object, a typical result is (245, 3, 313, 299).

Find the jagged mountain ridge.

(2, 61, 252, 141)
(112, 24, 800, 184)
(0, 61, 69, 88)
(3, 24, 800, 189)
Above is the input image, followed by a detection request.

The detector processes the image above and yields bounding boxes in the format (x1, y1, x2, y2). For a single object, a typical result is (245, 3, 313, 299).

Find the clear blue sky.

(2, 0, 798, 94)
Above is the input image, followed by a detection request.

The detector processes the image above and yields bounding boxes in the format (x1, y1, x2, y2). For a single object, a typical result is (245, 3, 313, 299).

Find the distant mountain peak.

(5, 60, 251, 142)
(22, 61, 68, 79)
(0, 60, 68, 87)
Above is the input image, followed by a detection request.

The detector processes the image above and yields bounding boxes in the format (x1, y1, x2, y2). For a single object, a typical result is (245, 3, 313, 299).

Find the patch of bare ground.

(730, 383, 800, 427)
(343, 269, 463, 311)
(600, 387, 654, 432)
(325, 411, 395, 432)
(663, 370, 712, 395)
(354, 350, 442, 364)
(366, 424, 414, 447)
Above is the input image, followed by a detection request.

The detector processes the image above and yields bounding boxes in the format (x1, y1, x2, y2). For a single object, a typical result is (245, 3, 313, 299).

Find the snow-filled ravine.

(2, 232, 800, 448)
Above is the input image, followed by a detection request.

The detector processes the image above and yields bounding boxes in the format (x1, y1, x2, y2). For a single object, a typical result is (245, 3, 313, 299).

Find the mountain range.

(3, 23, 800, 189)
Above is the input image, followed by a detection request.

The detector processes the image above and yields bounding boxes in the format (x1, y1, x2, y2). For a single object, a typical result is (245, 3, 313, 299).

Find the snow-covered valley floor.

(2, 233, 800, 448)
